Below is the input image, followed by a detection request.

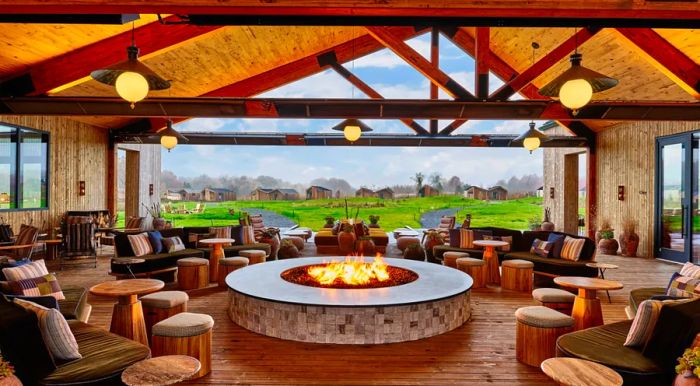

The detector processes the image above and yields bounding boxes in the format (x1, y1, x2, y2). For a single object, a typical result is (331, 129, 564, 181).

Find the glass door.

(656, 135, 691, 262)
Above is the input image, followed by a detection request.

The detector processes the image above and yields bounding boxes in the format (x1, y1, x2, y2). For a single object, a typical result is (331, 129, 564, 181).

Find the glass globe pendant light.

(331, 119, 372, 142)
(512, 121, 549, 154)
(156, 120, 188, 152)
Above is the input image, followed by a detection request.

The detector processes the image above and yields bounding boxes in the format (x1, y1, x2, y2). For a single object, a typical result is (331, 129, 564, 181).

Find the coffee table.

(586, 262, 619, 303)
(121, 355, 201, 386)
(89, 279, 164, 346)
(199, 238, 236, 282)
(285, 229, 310, 240)
(541, 358, 623, 386)
(554, 276, 623, 330)
(473, 240, 509, 285)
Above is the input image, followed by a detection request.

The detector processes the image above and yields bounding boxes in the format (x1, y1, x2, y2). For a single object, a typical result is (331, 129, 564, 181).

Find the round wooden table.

(541, 358, 623, 386)
(586, 262, 619, 303)
(199, 238, 236, 282)
(473, 240, 509, 285)
(121, 355, 201, 386)
(112, 258, 146, 279)
(554, 276, 623, 330)
(43, 239, 62, 260)
(89, 279, 164, 346)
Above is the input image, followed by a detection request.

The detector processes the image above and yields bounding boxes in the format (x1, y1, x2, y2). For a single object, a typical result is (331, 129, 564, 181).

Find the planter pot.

(403, 246, 426, 261)
(0, 375, 22, 386)
(356, 239, 376, 256)
(338, 231, 356, 256)
(323, 223, 334, 229)
(423, 237, 444, 263)
(261, 235, 280, 260)
(674, 371, 700, 386)
(620, 231, 640, 257)
(541, 221, 555, 231)
(368, 223, 380, 229)
(278, 244, 299, 259)
(152, 217, 167, 230)
(598, 238, 619, 255)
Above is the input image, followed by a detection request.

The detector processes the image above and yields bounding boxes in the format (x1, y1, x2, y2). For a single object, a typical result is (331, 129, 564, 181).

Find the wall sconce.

(149, 184, 154, 196)
(618, 185, 625, 201)
(79, 181, 85, 196)
(549, 187, 555, 199)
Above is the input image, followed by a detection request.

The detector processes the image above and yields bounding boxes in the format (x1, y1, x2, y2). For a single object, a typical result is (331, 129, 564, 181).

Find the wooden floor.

(52, 244, 679, 385)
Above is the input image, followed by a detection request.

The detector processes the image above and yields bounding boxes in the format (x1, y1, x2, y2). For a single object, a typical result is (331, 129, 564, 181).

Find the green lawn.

(120, 196, 544, 231)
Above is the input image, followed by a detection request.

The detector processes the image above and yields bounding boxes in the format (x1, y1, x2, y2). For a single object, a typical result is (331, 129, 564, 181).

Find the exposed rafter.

(475, 27, 490, 100)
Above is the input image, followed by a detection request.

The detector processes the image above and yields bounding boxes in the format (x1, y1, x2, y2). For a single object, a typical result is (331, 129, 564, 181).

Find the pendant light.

(156, 120, 188, 152)
(539, 29, 618, 115)
(331, 119, 373, 142)
(91, 23, 170, 108)
(512, 121, 549, 154)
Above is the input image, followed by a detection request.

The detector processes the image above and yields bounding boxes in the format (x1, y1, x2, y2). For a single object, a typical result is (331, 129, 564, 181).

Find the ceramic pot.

(0, 375, 22, 386)
(403, 245, 426, 261)
(598, 238, 619, 255)
(423, 235, 444, 263)
(541, 221, 555, 231)
(368, 223, 380, 229)
(355, 238, 376, 256)
(674, 371, 700, 386)
(338, 231, 356, 255)
(152, 217, 167, 230)
(620, 231, 640, 257)
(261, 235, 280, 260)
(278, 243, 299, 259)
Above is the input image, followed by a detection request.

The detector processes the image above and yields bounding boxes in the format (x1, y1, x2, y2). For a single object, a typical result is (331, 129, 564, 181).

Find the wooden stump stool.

(152, 312, 214, 379)
(502, 259, 534, 292)
(443, 251, 470, 269)
(515, 306, 574, 367)
(141, 291, 189, 343)
(456, 257, 487, 288)
(218, 257, 249, 288)
(532, 288, 576, 315)
(396, 237, 420, 252)
(239, 250, 267, 265)
(177, 258, 209, 290)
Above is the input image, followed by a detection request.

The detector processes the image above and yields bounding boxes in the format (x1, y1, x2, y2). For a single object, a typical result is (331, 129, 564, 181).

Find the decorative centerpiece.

(541, 207, 555, 231)
(323, 216, 335, 228)
(0, 355, 20, 386)
(598, 225, 619, 255)
(143, 203, 166, 230)
(337, 223, 356, 255)
(368, 215, 380, 228)
(675, 347, 700, 386)
(620, 218, 640, 257)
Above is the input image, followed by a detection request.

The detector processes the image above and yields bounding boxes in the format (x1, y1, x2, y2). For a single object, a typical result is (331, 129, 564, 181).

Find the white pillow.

(2, 259, 49, 282)
(680, 262, 700, 279)
(13, 298, 82, 361)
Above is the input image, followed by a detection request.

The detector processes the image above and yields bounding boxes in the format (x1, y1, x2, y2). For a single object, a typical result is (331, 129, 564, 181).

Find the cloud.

(176, 118, 225, 132)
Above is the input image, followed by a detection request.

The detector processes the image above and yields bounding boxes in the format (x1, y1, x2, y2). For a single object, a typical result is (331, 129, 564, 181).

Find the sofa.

(0, 295, 150, 385)
(433, 227, 598, 281)
(314, 222, 389, 255)
(556, 297, 700, 386)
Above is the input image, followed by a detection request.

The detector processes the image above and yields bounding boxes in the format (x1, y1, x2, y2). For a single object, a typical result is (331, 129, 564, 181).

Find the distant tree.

(445, 176, 463, 194)
(411, 172, 425, 193)
(429, 173, 443, 192)
(183, 182, 192, 189)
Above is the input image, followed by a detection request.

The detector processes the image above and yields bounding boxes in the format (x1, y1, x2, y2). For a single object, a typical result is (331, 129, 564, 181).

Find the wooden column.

(106, 138, 118, 217)
(586, 148, 597, 239)
(564, 153, 579, 234)
(124, 150, 140, 220)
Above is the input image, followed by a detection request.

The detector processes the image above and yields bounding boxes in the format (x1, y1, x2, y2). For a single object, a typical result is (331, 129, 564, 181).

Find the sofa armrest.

(3, 294, 59, 309)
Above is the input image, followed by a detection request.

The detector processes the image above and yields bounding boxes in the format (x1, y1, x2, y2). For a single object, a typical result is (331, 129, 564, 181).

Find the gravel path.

(420, 207, 463, 228)
(238, 208, 297, 228)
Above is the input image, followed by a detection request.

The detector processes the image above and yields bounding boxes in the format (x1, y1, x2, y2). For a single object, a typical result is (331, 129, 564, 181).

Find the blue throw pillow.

(547, 233, 566, 258)
(530, 238, 553, 258)
(148, 231, 163, 254)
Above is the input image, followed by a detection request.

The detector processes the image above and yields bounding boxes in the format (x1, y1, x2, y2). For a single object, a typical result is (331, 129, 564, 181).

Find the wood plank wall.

(117, 143, 161, 226)
(0, 115, 108, 231)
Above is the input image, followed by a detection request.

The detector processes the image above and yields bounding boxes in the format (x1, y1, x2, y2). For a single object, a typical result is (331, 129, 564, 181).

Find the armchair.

(0, 224, 39, 261)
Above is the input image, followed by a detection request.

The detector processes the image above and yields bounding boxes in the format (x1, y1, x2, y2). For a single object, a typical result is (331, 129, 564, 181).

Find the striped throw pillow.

(459, 229, 474, 249)
(667, 275, 700, 298)
(9, 273, 64, 300)
(624, 299, 664, 347)
(560, 237, 586, 261)
(680, 262, 700, 279)
(128, 232, 153, 257)
(209, 226, 231, 239)
(241, 225, 256, 245)
(2, 259, 49, 282)
(530, 239, 552, 258)
(163, 237, 186, 253)
(14, 298, 82, 361)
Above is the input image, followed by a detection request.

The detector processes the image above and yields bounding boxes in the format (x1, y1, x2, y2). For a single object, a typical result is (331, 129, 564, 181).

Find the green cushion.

(629, 287, 666, 315)
(42, 321, 150, 385)
(57, 286, 87, 321)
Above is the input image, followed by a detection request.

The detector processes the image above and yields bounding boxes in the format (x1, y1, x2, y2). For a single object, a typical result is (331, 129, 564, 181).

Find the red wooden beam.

(490, 27, 600, 101)
(475, 27, 490, 99)
(430, 27, 439, 134)
(0, 15, 220, 96)
(366, 26, 476, 100)
(438, 120, 467, 136)
(616, 28, 700, 99)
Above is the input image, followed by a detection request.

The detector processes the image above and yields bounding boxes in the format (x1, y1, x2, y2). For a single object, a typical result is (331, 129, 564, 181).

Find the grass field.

(125, 196, 544, 231)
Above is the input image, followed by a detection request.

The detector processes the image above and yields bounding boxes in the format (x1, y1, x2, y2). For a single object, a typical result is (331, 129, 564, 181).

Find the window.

(0, 123, 49, 210)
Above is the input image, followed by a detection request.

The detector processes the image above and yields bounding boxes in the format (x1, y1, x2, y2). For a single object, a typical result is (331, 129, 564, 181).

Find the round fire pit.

(227, 257, 472, 344)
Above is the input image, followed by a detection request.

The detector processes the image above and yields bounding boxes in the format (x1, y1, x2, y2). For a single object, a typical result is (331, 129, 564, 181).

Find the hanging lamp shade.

(331, 119, 373, 142)
(91, 46, 170, 108)
(154, 120, 188, 152)
(511, 122, 549, 154)
(539, 53, 618, 113)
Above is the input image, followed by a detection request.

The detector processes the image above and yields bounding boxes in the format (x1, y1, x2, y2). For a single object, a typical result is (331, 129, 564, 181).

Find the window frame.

(0, 122, 50, 212)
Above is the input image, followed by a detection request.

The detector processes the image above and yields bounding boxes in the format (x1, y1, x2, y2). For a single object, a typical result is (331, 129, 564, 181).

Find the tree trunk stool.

(177, 258, 209, 290)
(443, 251, 470, 269)
(239, 250, 267, 265)
(152, 312, 214, 379)
(396, 237, 420, 252)
(283, 236, 305, 251)
(515, 306, 574, 367)
(218, 257, 249, 288)
(532, 288, 576, 315)
(502, 259, 534, 292)
(456, 257, 487, 288)
(141, 291, 189, 343)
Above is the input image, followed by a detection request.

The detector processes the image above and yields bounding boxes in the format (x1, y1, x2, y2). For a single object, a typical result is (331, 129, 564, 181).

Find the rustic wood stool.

(515, 306, 574, 367)
(239, 249, 267, 265)
(141, 291, 189, 343)
(442, 251, 470, 269)
(502, 259, 534, 292)
(532, 288, 576, 315)
(177, 258, 209, 290)
(218, 257, 249, 288)
(456, 257, 487, 288)
(152, 312, 214, 379)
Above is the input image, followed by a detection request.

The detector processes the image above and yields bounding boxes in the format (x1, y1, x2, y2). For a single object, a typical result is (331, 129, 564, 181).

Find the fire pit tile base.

(227, 289, 471, 344)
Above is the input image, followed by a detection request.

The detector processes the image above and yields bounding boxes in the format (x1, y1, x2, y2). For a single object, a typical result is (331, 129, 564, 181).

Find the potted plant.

(541, 207, 555, 231)
(338, 223, 356, 255)
(423, 230, 445, 262)
(598, 228, 619, 255)
(277, 238, 299, 259)
(368, 215, 380, 229)
(403, 242, 425, 261)
(0, 355, 20, 386)
(620, 218, 640, 257)
(323, 216, 335, 228)
(595, 219, 612, 245)
(675, 347, 700, 386)
(355, 236, 376, 256)
(259, 228, 281, 260)
(143, 203, 166, 230)
(462, 214, 472, 229)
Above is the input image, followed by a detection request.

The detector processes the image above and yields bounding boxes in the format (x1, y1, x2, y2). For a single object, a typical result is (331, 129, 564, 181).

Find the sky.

(162, 31, 546, 188)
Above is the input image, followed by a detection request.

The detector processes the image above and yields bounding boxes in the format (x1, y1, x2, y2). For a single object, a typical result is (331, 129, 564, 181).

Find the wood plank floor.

(52, 245, 679, 385)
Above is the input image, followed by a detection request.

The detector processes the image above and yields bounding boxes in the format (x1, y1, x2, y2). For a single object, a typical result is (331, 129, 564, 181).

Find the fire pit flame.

(308, 254, 390, 286)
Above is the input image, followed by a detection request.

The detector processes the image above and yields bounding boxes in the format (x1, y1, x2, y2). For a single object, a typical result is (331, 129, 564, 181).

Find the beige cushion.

(503, 259, 534, 269)
(456, 257, 485, 268)
(515, 306, 574, 328)
(177, 257, 209, 267)
(220, 256, 249, 267)
(141, 291, 189, 309)
(152, 312, 214, 337)
(239, 250, 267, 258)
(443, 252, 470, 268)
(532, 288, 575, 303)
(2, 259, 49, 282)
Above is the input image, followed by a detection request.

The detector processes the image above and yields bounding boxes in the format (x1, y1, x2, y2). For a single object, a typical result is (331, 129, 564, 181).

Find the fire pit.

(227, 257, 472, 344)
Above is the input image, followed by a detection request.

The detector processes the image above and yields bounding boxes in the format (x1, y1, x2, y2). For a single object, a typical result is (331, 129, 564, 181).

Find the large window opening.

(0, 123, 49, 211)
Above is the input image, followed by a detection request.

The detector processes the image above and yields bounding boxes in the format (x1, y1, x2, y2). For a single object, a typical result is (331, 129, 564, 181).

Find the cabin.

(375, 187, 394, 199)
(252, 188, 299, 201)
(355, 187, 376, 198)
(202, 187, 236, 202)
(418, 185, 439, 197)
(464, 186, 489, 200)
(306, 185, 332, 200)
(178, 189, 202, 201)
(488, 186, 508, 200)
(162, 189, 182, 201)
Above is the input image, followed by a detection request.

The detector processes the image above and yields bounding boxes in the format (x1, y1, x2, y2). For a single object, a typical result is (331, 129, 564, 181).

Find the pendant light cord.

(131, 21, 135, 47)
(574, 27, 578, 54)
